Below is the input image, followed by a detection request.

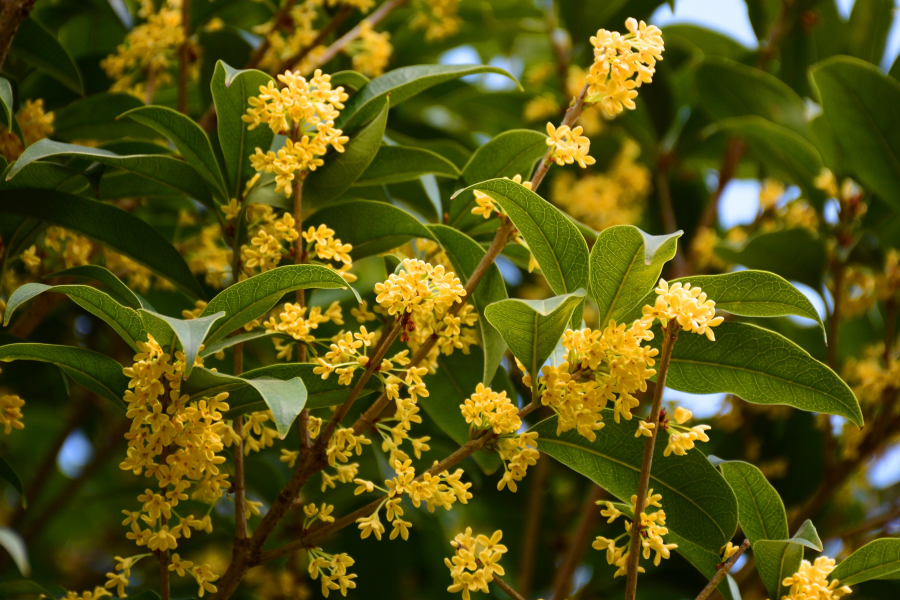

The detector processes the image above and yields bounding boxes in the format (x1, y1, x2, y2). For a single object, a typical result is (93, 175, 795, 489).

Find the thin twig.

(232, 343, 248, 539)
(625, 320, 679, 600)
(492, 573, 527, 600)
(276, 5, 354, 73)
(656, 156, 686, 277)
(694, 539, 749, 600)
(246, 0, 299, 70)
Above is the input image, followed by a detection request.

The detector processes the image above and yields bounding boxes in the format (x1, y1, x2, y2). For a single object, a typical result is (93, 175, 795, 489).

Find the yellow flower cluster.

(45, 227, 93, 270)
(264, 300, 343, 352)
(472, 174, 531, 219)
(239, 205, 301, 277)
(536, 319, 658, 438)
(245, 70, 349, 197)
(545, 123, 595, 168)
(349, 22, 393, 77)
(254, 1, 320, 73)
(101, 0, 188, 99)
(64, 587, 111, 600)
(411, 0, 461, 41)
(106, 251, 171, 294)
(375, 257, 466, 319)
(0, 99, 54, 161)
(782, 557, 852, 600)
(302, 224, 357, 282)
(551, 139, 651, 232)
(586, 18, 665, 118)
(592, 491, 677, 577)
(652, 406, 712, 456)
(308, 549, 357, 598)
(459, 384, 540, 492)
(0, 393, 25, 435)
(185, 225, 232, 288)
(642, 279, 725, 341)
(445, 529, 507, 600)
(115, 335, 228, 597)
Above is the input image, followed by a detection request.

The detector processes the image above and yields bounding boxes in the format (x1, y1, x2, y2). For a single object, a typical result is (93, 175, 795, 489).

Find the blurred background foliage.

(0, 0, 899, 599)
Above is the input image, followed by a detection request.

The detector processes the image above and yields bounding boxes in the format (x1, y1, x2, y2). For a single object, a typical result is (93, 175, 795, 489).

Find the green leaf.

(353, 145, 460, 186)
(660, 321, 863, 426)
(121, 106, 228, 200)
(200, 265, 358, 345)
(832, 539, 900, 585)
(331, 70, 370, 91)
(245, 377, 307, 439)
(304, 99, 389, 207)
(52, 93, 159, 142)
(720, 461, 788, 544)
(754, 520, 823, 599)
(590, 225, 681, 326)
(623, 270, 824, 333)
(7, 140, 215, 208)
(714, 228, 828, 290)
(210, 61, 276, 199)
(0, 160, 88, 194)
(428, 224, 508, 384)
(696, 57, 808, 136)
(9, 19, 82, 94)
(307, 200, 435, 259)
(45, 265, 146, 310)
(485, 290, 586, 381)
(0, 455, 25, 507)
(454, 179, 589, 299)
(199, 330, 273, 358)
(811, 56, 900, 209)
(532, 413, 738, 552)
(4, 283, 148, 350)
(420, 348, 505, 475)
(0, 343, 127, 408)
(139, 310, 225, 379)
(450, 129, 549, 229)
(0, 527, 29, 576)
(848, 0, 894, 66)
(338, 64, 522, 131)
(0, 78, 12, 129)
(709, 117, 825, 206)
(0, 189, 205, 299)
(0, 580, 55, 597)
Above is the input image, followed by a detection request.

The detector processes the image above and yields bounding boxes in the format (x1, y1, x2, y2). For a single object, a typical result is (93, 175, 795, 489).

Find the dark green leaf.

(696, 57, 808, 136)
(338, 64, 522, 131)
(7, 140, 215, 208)
(330, 70, 369, 91)
(0, 580, 55, 597)
(533, 413, 738, 552)
(200, 265, 358, 345)
(0, 189, 205, 299)
(245, 377, 307, 439)
(428, 224, 508, 384)
(754, 520, 823, 599)
(832, 539, 900, 585)
(720, 461, 788, 544)
(0, 455, 25, 507)
(45, 265, 146, 310)
(811, 56, 900, 209)
(51, 93, 158, 142)
(353, 145, 460, 186)
(210, 62, 276, 199)
(199, 330, 273, 358)
(307, 200, 435, 259)
(10, 19, 82, 94)
(660, 321, 863, 426)
(0, 343, 127, 408)
(121, 106, 228, 200)
(0, 78, 12, 129)
(847, 0, 894, 65)
(485, 290, 586, 381)
(590, 225, 681, 326)
(454, 179, 589, 298)
(304, 99, 389, 206)
(451, 129, 548, 229)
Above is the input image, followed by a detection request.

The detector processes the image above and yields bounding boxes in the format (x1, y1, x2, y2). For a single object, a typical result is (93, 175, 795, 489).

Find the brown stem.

(492, 573, 526, 600)
(694, 539, 749, 600)
(0, 0, 37, 71)
(293, 173, 307, 363)
(518, 456, 549, 597)
(306, 0, 410, 70)
(246, 0, 298, 70)
(177, 0, 191, 114)
(551, 485, 606, 600)
(209, 317, 403, 599)
(530, 83, 589, 191)
(277, 6, 354, 73)
(159, 543, 170, 600)
(625, 320, 679, 600)
(232, 342, 248, 540)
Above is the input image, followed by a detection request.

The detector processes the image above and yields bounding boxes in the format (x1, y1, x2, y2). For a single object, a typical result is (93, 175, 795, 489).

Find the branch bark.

(232, 343, 248, 539)
(0, 0, 37, 71)
(694, 539, 749, 600)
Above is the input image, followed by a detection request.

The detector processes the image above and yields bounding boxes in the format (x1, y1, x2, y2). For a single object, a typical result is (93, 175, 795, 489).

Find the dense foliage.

(0, 1, 898, 599)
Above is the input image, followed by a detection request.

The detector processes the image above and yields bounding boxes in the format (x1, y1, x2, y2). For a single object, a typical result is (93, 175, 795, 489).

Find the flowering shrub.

(0, 2, 898, 600)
